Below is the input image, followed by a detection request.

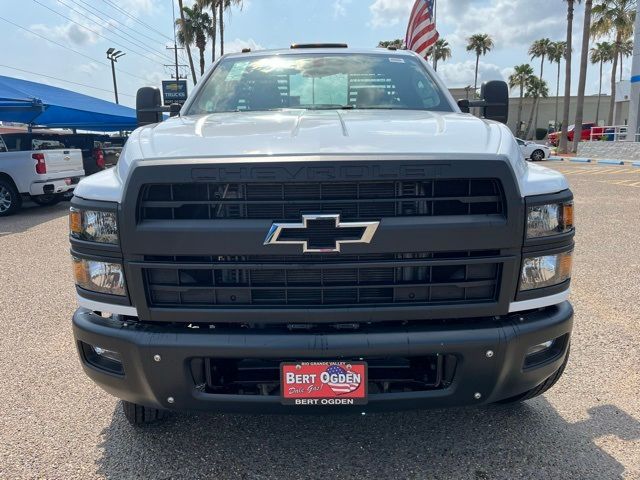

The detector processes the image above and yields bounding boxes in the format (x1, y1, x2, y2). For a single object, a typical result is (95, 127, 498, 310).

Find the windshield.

(186, 53, 452, 114)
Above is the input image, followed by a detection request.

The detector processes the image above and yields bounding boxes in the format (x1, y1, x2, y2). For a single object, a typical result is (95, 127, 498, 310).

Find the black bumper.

(72, 302, 573, 413)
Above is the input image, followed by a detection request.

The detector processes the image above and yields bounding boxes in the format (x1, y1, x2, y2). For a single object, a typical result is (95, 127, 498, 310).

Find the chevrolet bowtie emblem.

(264, 214, 380, 253)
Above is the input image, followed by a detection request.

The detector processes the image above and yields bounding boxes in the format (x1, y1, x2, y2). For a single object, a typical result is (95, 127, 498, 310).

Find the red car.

(548, 123, 604, 146)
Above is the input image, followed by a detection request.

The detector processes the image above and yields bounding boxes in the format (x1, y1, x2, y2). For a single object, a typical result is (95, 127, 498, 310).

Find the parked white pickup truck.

(0, 134, 84, 216)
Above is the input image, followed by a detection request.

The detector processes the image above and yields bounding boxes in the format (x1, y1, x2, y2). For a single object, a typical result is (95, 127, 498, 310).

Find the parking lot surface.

(1, 162, 639, 479)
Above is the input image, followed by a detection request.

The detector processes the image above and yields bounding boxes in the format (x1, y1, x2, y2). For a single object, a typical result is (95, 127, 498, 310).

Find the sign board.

(162, 80, 188, 106)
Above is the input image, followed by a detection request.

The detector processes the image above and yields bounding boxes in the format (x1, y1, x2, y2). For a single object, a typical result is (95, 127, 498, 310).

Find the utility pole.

(626, 0, 640, 141)
(106, 48, 125, 104)
(165, 45, 188, 80)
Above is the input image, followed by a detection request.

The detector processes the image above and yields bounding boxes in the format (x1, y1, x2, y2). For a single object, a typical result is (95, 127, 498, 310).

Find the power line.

(0, 15, 151, 83)
(58, 0, 176, 64)
(0, 64, 136, 98)
(102, 0, 174, 42)
(32, 0, 168, 66)
(72, 0, 175, 47)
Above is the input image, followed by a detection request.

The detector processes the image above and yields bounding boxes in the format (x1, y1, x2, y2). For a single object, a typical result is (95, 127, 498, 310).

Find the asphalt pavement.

(1, 162, 639, 479)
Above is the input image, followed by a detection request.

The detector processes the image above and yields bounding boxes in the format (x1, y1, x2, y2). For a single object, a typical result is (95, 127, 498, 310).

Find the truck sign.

(161, 80, 188, 105)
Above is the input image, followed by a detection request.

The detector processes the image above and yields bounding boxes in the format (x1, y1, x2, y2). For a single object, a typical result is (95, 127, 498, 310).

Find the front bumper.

(72, 301, 573, 413)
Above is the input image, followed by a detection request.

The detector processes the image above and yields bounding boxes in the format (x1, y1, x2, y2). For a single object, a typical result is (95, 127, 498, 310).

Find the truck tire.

(496, 345, 570, 404)
(0, 177, 21, 217)
(31, 194, 63, 206)
(122, 400, 168, 426)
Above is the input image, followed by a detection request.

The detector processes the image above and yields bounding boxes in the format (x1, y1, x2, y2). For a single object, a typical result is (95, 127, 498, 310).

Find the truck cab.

(68, 46, 574, 425)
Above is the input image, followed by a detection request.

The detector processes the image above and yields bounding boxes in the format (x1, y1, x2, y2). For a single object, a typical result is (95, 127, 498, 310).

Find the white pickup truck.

(0, 134, 84, 216)
(70, 46, 574, 425)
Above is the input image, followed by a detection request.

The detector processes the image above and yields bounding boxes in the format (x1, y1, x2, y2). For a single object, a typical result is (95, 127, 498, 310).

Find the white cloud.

(224, 38, 265, 53)
(437, 60, 507, 88)
(333, 0, 352, 18)
(369, 0, 413, 28)
(31, 21, 100, 46)
(77, 62, 101, 75)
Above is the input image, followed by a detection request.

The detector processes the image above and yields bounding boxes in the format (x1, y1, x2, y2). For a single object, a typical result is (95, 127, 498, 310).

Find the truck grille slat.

(143, 251, 501, 308)
(139, 179, 504, 221)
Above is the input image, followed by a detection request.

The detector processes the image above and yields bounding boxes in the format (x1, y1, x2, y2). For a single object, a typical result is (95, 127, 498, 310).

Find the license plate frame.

(280, 361, 368, 406)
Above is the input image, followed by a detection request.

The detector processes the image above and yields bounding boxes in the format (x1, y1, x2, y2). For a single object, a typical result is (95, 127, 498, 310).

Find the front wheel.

(121, 400, 168, 426)
(31, 194, 62, 206)
(530, 149, 546, 161)
(0, 178, 21, 217)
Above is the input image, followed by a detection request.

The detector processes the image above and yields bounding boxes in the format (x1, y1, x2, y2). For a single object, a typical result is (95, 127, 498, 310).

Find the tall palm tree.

(559, 0, 580, 154)
(430, 38, 452, 71)
(618, 37, 633, 80)
(177, 0, 198, 85)
(218, 0, 243, 56)
(176, 4, 215, 76)
(573, 0, 593, 153)
(466, 33, 494, 95)
(591, 0, 636, 125)
(548, 41, 567, 131)
(529, 38, 553, 139)
(524, 76, 549, 139)
(197, 0, 218, 63)
(509, 64, 535, 137)
(590, 42, 614, 124)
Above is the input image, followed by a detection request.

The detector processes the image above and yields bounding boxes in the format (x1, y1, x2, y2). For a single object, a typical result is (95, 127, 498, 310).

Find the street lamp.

(106, 48, 126, 104)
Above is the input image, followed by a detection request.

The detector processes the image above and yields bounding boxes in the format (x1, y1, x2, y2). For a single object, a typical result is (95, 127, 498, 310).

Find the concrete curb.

(597, 159, 625, 165)
(543, 157, 638, 166)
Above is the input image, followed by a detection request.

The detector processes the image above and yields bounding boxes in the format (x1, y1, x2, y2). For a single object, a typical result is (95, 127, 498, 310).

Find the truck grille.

(138, 178, 504, 221)
(142, 251, 501, 308)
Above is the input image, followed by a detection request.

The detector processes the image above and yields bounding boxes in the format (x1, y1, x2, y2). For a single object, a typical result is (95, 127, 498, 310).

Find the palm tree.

(524, 76, 549, 139)
(548, 41, 567, 131)
(430, 39, 452, 71)
(590, 42, 613, 128)
(218, 0, 243, 56)
(177, 0, 198, 85)
(528, 38, 553, 139)
(466, 34, 494, 95)
(591, 0, 636, 126)
(378, 39, 404, 49)
(618, 37, 633, 80)
(197, 0, 218, 63)
(573, 0, 593, 153)
(559, 0, 580, 154)
(509, 64, 535, 137)
(176, 4, 215, 76)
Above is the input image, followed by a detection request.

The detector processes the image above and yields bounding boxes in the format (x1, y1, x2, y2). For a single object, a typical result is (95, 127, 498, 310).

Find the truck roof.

(223, 46, 417, 60)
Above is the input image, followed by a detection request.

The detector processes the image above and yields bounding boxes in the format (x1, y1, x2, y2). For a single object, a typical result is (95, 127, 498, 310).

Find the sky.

(0, 0, 627, 109)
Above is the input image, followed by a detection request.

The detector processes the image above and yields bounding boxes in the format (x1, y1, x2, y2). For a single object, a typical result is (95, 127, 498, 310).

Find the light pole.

(627, 1, 640, 141)
(106, 48, 126, 104)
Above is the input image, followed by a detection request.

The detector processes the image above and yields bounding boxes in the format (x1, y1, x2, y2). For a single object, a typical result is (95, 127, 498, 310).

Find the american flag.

(326, 365, 361, 395)
(405, 0, 439, 58)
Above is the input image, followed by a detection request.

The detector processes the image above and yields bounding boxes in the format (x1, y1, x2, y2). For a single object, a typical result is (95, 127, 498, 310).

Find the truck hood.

(132, 110, 504, 158)
(75, 110, 569, 202)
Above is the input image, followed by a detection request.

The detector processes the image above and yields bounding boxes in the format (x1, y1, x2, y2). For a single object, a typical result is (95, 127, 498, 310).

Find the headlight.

(520, 251, 573, 291)
(73, 257, 126, 296)
(69, 208, 118, 244)
(526, 202, 573, 238)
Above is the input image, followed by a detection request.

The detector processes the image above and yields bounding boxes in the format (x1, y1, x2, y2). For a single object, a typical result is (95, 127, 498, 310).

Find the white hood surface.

(75, 110, 569, 202)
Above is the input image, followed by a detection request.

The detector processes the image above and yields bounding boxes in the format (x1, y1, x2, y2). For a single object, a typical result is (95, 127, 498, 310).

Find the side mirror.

(480, 80, 508, 124)
(136, 87, 163, 127)
(457, 99, 470, 113)
(169, 103, 182, 117)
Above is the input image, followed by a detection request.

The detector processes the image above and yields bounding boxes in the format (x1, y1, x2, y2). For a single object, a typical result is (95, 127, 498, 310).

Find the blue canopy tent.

(0, 75, 137, 131)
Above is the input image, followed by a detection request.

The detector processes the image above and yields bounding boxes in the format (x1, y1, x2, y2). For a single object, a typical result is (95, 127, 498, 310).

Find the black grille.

(142, 251, 502, 308)
(138, 179, 504, 221)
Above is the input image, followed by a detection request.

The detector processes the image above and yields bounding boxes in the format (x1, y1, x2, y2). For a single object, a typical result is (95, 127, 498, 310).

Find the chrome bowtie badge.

(264, 214, 380, 253)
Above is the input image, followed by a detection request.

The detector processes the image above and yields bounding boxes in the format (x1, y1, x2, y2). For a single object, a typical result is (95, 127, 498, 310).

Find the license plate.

(280, 361, 367, 405)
